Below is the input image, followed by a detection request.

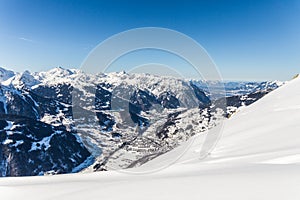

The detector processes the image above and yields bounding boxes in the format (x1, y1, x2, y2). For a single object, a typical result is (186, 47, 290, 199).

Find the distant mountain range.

(0, 67, 284, 176)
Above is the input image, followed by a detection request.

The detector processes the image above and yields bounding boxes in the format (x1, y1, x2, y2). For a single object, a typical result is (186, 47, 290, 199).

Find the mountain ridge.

(0, 66, 284, 176)
(0, 73, 299, 200)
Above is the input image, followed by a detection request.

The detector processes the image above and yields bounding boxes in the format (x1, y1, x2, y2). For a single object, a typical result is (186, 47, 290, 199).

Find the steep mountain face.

(0, 79, 92, 176)
(213, 90, 272, 118)
(0, 67, 15, 82)
(0, 67, 283, 175)
(0, 116, 91, 176)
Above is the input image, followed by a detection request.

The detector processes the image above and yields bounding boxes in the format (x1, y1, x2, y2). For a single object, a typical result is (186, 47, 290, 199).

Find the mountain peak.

(0, 67, 15, 82)
(35, 67, 75, 83)
(48, 66, 74, 75)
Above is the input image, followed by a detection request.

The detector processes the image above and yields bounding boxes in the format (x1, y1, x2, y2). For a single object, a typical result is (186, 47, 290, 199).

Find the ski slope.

(1, 76, 300, 200)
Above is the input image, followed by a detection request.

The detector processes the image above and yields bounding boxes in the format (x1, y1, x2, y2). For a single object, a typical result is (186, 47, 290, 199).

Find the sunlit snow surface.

(1, 76, 300, 199)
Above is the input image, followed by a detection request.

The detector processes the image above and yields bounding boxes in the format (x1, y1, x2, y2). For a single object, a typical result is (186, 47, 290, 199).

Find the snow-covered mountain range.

(0, 67, 284, 176)
(0, 73, 299, 200)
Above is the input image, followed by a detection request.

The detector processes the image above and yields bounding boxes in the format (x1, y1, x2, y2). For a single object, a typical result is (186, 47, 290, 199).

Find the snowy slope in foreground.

(1, 76, 300, 199)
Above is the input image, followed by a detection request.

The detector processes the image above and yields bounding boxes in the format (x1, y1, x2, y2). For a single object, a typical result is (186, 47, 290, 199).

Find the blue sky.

(0, 0, 299, 81)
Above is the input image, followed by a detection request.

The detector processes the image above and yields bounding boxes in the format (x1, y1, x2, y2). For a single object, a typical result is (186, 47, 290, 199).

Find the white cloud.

(18, 37, 34, 43)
